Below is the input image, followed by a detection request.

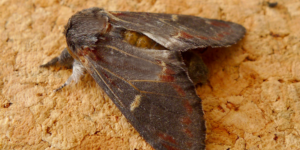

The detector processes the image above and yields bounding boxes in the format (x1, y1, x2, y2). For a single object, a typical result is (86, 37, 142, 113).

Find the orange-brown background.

(1, 0, 300, 149)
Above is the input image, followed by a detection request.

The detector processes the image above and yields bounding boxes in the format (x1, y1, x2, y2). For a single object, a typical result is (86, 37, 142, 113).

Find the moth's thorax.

(64, 8, 110, 54)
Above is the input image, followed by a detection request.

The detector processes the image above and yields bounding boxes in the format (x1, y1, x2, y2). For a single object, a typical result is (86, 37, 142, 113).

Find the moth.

(41, 7, 245, 150)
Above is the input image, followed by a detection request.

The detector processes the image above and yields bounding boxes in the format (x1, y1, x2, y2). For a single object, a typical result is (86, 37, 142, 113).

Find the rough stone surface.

(1, 0, 300, 149)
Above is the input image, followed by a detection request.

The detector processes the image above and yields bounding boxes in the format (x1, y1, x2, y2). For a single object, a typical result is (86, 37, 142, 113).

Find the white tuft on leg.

(54, 60, 86, 92)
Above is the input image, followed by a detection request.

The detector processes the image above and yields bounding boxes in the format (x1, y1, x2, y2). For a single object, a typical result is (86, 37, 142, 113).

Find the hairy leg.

(40, 48, 86, 91)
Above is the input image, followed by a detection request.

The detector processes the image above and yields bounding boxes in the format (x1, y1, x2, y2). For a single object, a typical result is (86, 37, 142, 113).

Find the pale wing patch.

(205, 20, 212, 25)
(173, 32, 182, 38)
(130, 95, 142, 112)
(171, 15, 178, 21)
(161, 61, 167, 73)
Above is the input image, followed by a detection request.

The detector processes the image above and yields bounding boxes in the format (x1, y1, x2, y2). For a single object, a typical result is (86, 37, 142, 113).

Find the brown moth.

(41, 7, 245, 150)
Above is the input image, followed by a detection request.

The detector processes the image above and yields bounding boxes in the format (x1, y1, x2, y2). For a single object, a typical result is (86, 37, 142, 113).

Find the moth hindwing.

(41, 7, 245, 150)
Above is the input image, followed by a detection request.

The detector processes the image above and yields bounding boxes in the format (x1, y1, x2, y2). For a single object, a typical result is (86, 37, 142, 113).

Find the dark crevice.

(278, 79, 284, 83)
(243, 56, 257, 62)
(36, 93, 43, 96)
(274, 134, 278, 141)
(267, 2, 278, 8)
(3, 102, 13, 108)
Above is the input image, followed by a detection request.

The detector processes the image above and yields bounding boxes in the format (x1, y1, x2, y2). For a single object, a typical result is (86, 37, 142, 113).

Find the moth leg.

(54, 60, 86, 92)
(40, 48, 86, 91)
(182, 50, 209, 85)
(40, 48, 74, 68)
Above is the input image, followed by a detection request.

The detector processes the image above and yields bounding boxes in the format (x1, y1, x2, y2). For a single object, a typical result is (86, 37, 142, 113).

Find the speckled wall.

(1, 0, 300, 149)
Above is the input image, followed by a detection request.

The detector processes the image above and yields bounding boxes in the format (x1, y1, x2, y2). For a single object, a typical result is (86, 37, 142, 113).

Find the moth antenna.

(40, 48, 74, 68)
(40, 57, 59, 67)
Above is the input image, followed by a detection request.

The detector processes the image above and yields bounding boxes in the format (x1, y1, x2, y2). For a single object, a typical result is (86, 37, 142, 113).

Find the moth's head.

(64, 7, 110, 53)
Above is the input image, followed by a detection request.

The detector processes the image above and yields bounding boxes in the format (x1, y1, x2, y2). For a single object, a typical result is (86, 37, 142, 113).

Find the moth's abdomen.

(123, 30, 166, 50)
